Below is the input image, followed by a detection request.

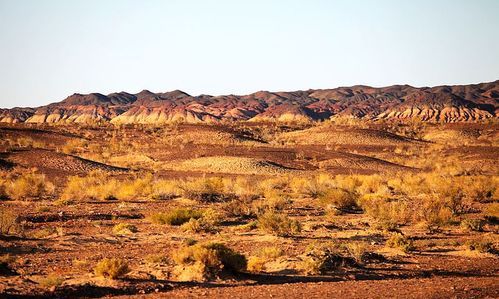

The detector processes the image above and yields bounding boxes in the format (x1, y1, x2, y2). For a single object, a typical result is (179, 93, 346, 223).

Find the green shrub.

(181, 209, 222, 233)
(247, 256, 267, 272)
(203, 243, 247, 272)
(201, 208, 223, 226)
(53, 197, 75, 206)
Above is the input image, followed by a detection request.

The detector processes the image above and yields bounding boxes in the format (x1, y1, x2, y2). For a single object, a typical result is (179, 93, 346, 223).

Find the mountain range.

(1, 81, 498, 124)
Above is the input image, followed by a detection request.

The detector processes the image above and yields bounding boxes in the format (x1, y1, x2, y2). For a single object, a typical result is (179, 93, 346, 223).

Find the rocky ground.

(0, 121, 497, 298)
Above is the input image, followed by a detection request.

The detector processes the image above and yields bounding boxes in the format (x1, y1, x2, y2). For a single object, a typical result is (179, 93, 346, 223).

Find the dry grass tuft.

(300, 244, 356, 275)
(460, 218, 485, 232)
(318, 188, 358, 212)
(38, 274, 64, 289)
(112, 223, 138, 235)
(60, 171, 181, 201)
(0, 207, 23, 236)
(94, 258, 130, 279)
(247, 246, 285, 272)
(173, 242, 246, 281)
(180, 177, 235, 202)
(465, 237, 496, 254)
(386, 233, 414, 253)
(4, 170, 54, 201)
(257, 211, 301, 237)
(344, 241, 369, 264)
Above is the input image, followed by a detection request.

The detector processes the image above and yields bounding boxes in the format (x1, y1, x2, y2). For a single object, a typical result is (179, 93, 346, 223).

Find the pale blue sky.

(0, 0, 498, 108)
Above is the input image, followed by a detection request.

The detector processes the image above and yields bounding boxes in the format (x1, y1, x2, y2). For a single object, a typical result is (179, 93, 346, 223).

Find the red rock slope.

(1, 81, 497, 124)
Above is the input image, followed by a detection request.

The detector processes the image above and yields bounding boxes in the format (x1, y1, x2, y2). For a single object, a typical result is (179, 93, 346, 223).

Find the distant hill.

(1, 81, 498, 123)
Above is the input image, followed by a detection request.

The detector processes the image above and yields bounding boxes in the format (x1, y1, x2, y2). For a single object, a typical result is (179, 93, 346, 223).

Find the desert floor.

(0, 120, 497, 298)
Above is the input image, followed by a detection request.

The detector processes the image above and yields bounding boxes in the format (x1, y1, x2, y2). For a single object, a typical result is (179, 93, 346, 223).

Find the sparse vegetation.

(344, 241, 369, 264)
(247, 246, 284, 272)
(38, 274, 64, 289)
(0, 180, 7, 200)
(466, 239, 495, 254)
(94, 258, 130, 279)
(247, 256, 267, 272)
(257, 246, 284, 259)
(0, 207, 22, 236)
(172, 242, 246, 281)
(257, 211, 301, 237)
(112, 223, 138, 235)
(31, 226, 61, 239)
(72, 258, 90, 269)
(181, 218, 217, 233)
(4, 170, 54, 201)
(60, 171, 119, 201)
(60, 171, 180, 201)
(460, 218, 485, 232)
(181, 177, 235, 202)
(300, 244, 356, 275)
(358, 194, 410, 230)
(318, 188, 358, 212)
(61, 138, 88, 155)
(0, 120, 497, 296)
(386, 233, 414, 253)
(222, 196, 256, 218)
(253, 190, 290, 213)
